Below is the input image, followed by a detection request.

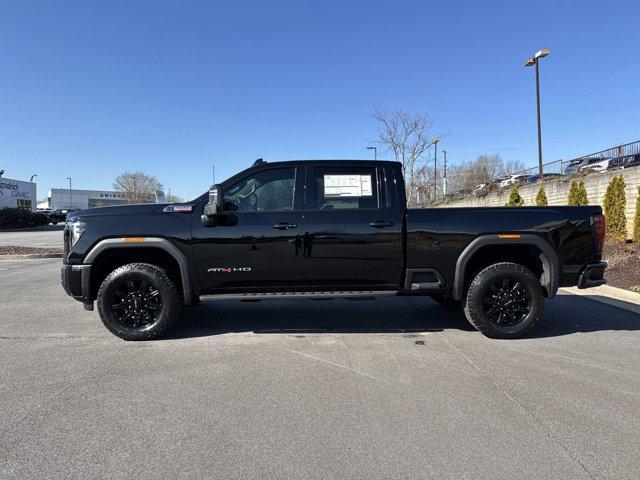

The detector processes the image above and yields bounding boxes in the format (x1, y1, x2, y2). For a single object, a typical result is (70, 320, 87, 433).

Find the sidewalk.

(561, 285, 640, 315)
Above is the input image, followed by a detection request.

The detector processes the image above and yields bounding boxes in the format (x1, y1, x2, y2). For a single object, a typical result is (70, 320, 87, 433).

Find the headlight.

(66, 219, 86, 247)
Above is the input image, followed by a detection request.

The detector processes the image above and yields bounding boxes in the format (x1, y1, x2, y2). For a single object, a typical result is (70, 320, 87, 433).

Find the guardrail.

(512, 140, 640, 179)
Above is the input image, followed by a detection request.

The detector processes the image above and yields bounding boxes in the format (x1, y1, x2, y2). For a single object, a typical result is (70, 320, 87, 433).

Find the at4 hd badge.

(207, 267, 252, 273)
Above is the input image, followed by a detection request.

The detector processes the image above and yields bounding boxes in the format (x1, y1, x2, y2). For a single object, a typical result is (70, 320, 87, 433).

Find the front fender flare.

(83, 237, 194, 305)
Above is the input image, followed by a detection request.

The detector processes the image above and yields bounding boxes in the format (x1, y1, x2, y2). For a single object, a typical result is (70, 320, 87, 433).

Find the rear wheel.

(463, 262, 544, 339)
(97, 263, 182, 340)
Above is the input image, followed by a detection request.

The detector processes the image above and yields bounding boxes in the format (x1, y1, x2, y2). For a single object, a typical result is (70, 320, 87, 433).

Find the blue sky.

(1, 0, 639, 200)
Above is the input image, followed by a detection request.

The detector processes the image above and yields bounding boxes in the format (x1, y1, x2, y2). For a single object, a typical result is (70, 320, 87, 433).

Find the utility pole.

(443, 149, 447, 196)
(431, 137, 441, 201)
(212, 165, 216, 184)
(66, 177, 72, 209)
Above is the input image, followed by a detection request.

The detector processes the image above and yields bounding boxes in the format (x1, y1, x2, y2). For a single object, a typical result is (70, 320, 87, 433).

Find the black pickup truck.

(62, 159, 607, 340)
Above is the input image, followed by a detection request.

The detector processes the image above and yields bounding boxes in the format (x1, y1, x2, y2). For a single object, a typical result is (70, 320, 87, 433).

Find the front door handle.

(369, 220, 394, 228)
(273, 222, 297, 230)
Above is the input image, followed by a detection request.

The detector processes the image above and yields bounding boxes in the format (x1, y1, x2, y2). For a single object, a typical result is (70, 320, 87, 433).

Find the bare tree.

(444, 163, 470, 194)
(166, 193, 184, 203)
(474, 154, 504, 183)
(113, 171, 163, 204)
(373, 108, 434, 205)
(503, 159, 526, 175)
(413, 164, 435, 205)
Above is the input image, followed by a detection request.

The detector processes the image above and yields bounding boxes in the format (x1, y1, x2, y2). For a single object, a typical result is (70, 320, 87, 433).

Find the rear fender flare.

(452, 234, 560, 301)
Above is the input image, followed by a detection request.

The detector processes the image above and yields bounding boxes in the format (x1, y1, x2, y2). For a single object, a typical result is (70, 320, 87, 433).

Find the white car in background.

(579, 157, 611, 173)
(499, 174, 528, 188)
(564, 159, 584, 175)
(473, 182, 489, 195)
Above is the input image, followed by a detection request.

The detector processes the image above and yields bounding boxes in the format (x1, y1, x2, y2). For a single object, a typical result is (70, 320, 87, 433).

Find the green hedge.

(505, 186, 524, 206)
(0, 208, 50, 230)
(568, 180, 588, 206)
(535, 187, 548, 206)
(603, 175, 627, 241)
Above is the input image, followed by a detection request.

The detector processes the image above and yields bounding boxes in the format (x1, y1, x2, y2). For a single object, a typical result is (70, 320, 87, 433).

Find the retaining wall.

(435, 166, 640, 239)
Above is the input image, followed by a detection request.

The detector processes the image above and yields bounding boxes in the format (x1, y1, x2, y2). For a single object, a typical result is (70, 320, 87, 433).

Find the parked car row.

(564, 153, 640, 175)
(36, 208, 80, 224)
(473, 173, 561, 195)
(471, 154, 640, 196)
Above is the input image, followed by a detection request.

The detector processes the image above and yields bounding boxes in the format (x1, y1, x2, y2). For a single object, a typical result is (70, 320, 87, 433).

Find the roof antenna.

(253, 158, 265, 166)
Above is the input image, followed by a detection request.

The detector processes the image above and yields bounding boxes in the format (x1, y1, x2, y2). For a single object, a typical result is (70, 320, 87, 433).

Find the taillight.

(591, 214, 605, 255)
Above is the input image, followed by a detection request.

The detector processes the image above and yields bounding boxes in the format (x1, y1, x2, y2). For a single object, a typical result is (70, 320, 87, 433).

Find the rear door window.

(314, 166, 379, 210)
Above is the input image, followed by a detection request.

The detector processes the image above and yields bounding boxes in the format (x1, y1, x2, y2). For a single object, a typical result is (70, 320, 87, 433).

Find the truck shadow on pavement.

(167, 296, 469, 339)
(165, 293, 640, 340)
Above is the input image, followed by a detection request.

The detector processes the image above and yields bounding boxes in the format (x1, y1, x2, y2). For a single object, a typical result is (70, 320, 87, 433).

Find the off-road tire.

(97, 263, 182, 341)
(463, 262, 544, 339)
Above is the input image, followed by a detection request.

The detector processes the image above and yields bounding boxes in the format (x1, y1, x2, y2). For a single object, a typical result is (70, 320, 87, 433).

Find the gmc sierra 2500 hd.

(61, 159, 607, 340)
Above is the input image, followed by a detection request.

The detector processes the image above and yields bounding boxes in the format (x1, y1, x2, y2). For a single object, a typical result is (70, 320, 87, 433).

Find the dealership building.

(39, 188, 129, 210)
(0, 176, 37, 212)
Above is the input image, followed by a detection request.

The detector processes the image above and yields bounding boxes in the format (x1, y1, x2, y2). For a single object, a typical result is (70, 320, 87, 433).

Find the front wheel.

(463, 262, 544, 339)
(97, 263, 183, 340)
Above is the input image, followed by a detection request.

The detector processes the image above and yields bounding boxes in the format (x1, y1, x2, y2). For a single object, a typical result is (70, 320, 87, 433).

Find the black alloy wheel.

(109, 278, 164, 330)
(481, 277, 532, 327)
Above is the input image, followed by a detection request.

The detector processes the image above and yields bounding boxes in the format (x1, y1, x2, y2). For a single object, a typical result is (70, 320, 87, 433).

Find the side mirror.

(204, 184, 223, 217)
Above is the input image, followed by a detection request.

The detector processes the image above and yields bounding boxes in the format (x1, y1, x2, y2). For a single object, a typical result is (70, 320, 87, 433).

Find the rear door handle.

(369, 220, 394, 228)
(273, 222, 297, 230)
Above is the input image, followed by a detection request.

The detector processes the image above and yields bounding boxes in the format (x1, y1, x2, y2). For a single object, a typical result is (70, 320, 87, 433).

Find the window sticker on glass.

(324, 174, 373, 197)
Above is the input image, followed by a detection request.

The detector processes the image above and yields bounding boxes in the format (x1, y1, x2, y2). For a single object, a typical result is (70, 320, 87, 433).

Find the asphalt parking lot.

(1, 258, 640, 479)
(0, 227, 63, 248)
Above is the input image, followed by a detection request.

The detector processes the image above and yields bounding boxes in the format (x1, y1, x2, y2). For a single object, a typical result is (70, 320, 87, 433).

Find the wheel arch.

(452, 234, 560, 301)
(84, 238, 194, 305)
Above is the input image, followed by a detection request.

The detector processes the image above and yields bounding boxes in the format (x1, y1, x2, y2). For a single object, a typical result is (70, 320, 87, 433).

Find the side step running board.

(203, 290, 398, 301)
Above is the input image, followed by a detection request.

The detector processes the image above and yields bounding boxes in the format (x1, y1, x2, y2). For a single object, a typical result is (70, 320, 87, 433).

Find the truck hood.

(70, 203, 166, 219)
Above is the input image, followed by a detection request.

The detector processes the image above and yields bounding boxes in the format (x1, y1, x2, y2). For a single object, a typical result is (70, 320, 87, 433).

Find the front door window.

(224, 168, 295, 212)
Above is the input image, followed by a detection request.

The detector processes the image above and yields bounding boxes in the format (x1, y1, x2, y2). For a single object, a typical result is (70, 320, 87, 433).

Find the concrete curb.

(561, 285, 640, 315)
(0, 253, 63, 261)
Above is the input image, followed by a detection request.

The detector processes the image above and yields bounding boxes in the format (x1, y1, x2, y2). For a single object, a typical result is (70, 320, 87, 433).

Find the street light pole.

(366, 146, 377, 160)
(525, 49, 551, 179)
(67, 177, 72, 209)
(534, 60, 543, 179)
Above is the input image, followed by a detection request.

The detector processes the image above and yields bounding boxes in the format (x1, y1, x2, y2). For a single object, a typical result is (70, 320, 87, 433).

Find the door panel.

(301, 165, 403, 289)
(192, 211, 303, 291)
(191, 165, 304, 292)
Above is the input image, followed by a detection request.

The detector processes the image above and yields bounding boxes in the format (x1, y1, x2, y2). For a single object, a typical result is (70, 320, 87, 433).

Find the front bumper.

(577, 261, 607, 289)
(61, 264, 93, 308)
